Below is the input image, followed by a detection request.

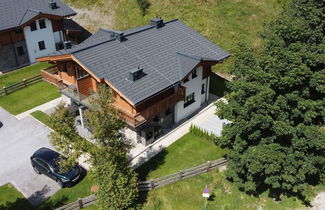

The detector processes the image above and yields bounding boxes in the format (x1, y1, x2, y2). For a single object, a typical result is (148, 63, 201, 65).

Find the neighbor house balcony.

(41, 65, 62, 86)
(116, 86, 186, 127)
(59, 84, 90, 107)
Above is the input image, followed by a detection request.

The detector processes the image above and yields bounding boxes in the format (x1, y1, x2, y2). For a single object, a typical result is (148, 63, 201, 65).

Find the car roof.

(32, 147, 60, 163)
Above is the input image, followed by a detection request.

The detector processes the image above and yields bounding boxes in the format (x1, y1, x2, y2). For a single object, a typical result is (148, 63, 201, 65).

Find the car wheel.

(57, 179, 64, 188)
(33, 166, 41, 174)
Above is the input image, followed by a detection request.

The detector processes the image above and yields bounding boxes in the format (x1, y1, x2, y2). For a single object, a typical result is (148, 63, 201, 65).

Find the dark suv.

(31, 147, 82, 188)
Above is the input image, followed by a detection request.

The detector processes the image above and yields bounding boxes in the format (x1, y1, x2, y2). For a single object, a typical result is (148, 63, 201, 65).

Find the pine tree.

(216, 0, 325, 201)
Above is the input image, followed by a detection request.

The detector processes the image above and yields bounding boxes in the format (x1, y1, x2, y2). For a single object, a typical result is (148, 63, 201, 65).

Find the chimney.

(150, 18, 164, 29)
(129, 66, 145, 81)
(49, 0, 57, 9)
(63, 41, 72, 49)
(109, 30, 125, 42)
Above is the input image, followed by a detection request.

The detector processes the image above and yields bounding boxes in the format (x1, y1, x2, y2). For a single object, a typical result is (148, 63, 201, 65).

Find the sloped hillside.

(64, 0, 290, 72)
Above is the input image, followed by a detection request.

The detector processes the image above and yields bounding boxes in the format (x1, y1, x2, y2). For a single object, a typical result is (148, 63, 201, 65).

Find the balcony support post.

(79, 106, 85, 128)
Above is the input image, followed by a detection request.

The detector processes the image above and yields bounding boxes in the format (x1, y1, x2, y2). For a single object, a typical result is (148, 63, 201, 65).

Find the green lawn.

(140, 170, 314, 210)
(0, 183, 32, 209)
(136, 133, 227, 181)
(38, 175, 94, 209)
(0, 82, 60, 115)
(0, 63, 51, 87)
(31, 110, 53, 128)
(0, 176, 93, 210)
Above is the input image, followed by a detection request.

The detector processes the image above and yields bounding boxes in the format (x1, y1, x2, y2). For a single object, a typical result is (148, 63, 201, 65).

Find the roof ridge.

(72, 38, 115, 54)
(120, 42, 174, 85)
(19, 8, 40, 25)
(176, 52, 201, 61)
(170, 21, 224, 59)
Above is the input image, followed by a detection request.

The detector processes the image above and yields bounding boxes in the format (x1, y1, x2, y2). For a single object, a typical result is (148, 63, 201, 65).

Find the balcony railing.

(41, 65, 62, 86)
(140, 86, 185, 119)
(60, 84, 90, 107)
(115, 86, 186, 127)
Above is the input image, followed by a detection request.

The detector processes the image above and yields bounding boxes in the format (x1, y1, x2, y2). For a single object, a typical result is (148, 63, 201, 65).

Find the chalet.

(37, 19, 230, 145)
(0, 0, 76, 72)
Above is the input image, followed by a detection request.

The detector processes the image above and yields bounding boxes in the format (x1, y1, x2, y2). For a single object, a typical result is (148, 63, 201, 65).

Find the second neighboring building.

(0, 0, 76, 72)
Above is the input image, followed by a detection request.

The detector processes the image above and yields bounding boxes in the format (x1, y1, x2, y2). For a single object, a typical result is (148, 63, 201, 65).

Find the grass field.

(136, 133, 227, 181)
(64, 0, 290, 73)
(31, 110, 52, 128)
(0, 176, 93, 210)
(0, 82, 60, 115)
(0, 63, 51, 87)
(0, 183, 32, 209)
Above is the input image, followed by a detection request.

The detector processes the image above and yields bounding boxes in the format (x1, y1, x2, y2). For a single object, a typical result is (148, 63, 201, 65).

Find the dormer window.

(129, 67, 145, 81)
(192, 69, 197, 79)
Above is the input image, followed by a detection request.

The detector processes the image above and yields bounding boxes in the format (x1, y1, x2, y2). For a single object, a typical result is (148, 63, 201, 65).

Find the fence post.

(23, 79, 27, 87)
(150, 180, 155, 190)
(3, 87, 7, 95)
(207, 161, 211, 172)
(78, 198, 83, 208)
(179, 170, 183, 180)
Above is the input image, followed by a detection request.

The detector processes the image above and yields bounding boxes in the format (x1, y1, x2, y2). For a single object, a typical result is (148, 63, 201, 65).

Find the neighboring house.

(37, 18, 230, 146)
(0, 0, 76, 72)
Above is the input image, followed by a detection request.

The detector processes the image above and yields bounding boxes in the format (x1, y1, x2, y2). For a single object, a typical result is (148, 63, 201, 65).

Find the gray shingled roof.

(43, 19, 231, 105)
(0, 0, 76, 32)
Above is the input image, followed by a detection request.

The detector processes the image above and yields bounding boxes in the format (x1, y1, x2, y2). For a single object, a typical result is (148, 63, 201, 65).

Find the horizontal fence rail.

(0, 74, 43, 97)
(55, 158, 227, 210)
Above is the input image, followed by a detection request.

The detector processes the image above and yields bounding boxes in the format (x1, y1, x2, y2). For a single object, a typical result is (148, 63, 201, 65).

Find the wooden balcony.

(140, 86, 185, 119)
(116, 86, 185, 127)
(41, 65, 62, 86)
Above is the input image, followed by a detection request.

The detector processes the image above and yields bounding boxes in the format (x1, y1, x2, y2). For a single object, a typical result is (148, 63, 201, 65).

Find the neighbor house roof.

(39, 19, 230, 105)
(0, 0, 76, 32)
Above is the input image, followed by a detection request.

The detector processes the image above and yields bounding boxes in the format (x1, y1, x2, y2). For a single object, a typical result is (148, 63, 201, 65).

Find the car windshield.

(49, 158, 78, 175)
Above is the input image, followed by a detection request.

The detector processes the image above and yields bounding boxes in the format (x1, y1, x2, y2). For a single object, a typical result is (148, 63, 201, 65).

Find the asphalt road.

(0, 107, 60, 206)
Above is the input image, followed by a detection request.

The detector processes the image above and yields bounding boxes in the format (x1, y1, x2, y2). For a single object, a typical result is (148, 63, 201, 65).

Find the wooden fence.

(55, 158, 227, 210)
(0, 74, 43, 97)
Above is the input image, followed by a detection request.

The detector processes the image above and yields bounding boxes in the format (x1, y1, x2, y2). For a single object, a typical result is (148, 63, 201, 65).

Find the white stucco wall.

(174, 66, 209, 123)
(53, 30, 64, 43)
(23, 18, 56, 63)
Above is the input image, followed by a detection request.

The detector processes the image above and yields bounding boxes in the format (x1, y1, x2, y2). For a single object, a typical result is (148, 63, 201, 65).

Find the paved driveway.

(0, 107, 60, 205)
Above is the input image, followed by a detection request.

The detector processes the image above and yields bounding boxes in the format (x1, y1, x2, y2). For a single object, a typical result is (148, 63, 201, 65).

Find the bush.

(189, 124, 216, 141)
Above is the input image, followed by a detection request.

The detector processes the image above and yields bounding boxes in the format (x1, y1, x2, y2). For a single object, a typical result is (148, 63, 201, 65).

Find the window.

(35, 158, 50, 170)
(30, 21, 37, 31)
(201, 83, 206, 94)
(75, 66, 89, 79)
(192, 69, 197, 79)
(17, 46, 24, 56)
(184, 92, 195, 108)
(38, 41, 46, 50)
(39, 19, 46, 29)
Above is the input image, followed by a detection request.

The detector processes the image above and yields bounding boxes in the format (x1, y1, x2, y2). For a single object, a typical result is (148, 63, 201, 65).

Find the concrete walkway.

(15, 97, 63, 120)
(129, 98, 227, 168)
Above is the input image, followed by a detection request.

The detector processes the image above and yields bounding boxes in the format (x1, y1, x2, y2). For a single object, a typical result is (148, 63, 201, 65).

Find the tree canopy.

(49, 85, 138, 209)
(216, 0, 325, 201)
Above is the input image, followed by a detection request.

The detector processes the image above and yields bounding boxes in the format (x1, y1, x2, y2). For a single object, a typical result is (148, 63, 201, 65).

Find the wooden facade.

(0, 30, 24, 46)
(41, 58, 214, 128)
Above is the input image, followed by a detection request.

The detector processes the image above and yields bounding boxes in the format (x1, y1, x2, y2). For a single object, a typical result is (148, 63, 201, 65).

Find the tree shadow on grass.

(135, 149, 168, 206)
(0, 195, 68, 210)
